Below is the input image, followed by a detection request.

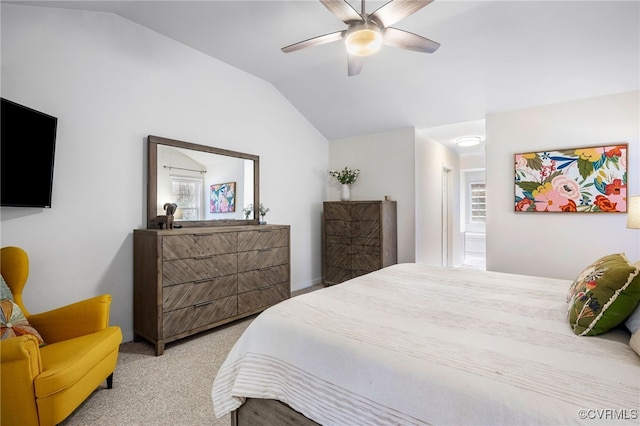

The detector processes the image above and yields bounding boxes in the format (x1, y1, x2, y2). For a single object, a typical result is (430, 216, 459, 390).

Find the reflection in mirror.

(147, 135, 259, 228)
(156, 145, 254, 221)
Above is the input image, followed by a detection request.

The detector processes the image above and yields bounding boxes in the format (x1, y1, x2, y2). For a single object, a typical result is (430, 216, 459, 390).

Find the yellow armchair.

(0, 246, 123, 426)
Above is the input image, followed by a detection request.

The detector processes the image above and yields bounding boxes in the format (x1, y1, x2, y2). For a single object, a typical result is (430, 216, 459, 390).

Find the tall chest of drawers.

(133, 224, 290, 355)
(323, 201, 397, 285)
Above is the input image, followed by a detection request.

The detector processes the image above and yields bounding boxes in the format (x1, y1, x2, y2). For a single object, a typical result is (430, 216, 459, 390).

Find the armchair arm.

(1, 335, 42, 426)
(27, 294, 112, 343)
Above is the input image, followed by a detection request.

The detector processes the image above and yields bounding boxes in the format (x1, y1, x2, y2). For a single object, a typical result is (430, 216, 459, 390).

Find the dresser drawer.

(162, 275, 237, 312)
(238, 264, 289, 293)
(162, 295, 237, 338)
(238, 282, 289, 314)
(163, 232, 237, 260)
(238, 246, 288, 273)
(238, 228, 288, 252)
(163, 253, 237, 286)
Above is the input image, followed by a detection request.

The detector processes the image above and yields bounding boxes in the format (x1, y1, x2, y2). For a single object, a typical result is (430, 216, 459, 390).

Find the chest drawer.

(325, 220, 349, 236)
(238, 282, 289, 315)
(351, 221, 379, 238)
(238, 228, 288, 251)
(324, 203, 350, 220)
(163, 232, 237, 260)
(162, 295, 237, 338)
(238, 246, 288, 273)
(163, 275, 237, 312)
(238, 264, 289, 293)
(163, 253, 237, 286)
(350, 203, 380, 220)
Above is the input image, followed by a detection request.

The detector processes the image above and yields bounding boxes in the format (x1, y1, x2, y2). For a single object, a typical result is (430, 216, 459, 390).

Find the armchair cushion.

(1, 299, 45, 346)
(36, 326, 121, 399)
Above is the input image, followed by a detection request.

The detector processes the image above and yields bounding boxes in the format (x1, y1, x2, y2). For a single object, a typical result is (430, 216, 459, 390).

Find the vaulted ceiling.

(13, 1, 640, 154)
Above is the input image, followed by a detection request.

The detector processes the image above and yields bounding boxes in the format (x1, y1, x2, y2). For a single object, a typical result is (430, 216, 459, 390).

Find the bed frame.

(231, 398, 319, 426)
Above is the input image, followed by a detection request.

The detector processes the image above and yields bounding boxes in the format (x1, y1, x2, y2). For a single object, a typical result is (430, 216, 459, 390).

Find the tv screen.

(1, 98, 58, 208)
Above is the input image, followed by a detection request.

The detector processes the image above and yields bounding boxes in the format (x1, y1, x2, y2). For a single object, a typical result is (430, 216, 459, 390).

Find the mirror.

(147, 135, 259, 228)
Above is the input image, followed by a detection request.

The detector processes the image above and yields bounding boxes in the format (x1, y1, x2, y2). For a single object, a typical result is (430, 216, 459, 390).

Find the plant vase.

(340, 184, 351, 202)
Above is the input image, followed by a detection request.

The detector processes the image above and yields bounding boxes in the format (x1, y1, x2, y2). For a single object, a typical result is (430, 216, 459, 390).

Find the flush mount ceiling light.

(456, 136, 482, 147)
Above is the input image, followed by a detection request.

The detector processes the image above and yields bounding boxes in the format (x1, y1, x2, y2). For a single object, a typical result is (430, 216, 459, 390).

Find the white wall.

(486, 91, 640, 280)
(329, 128, 417, 263)
(0, 4, 328, 342)
(328, 128, 464, 267)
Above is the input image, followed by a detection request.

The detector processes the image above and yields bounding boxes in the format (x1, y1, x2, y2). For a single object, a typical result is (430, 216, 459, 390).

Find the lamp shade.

(628, 196, 640, 229)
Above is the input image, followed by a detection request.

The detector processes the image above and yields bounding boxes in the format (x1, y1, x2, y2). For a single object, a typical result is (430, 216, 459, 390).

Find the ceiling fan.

(281, 0, 440, 76)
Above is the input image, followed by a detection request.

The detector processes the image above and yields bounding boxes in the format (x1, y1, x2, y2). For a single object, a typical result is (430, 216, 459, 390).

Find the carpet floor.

(60, 316, 254, 426)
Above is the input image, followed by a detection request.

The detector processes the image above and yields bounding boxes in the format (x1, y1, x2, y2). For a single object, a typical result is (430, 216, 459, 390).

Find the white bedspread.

(212, 263, 640, 425)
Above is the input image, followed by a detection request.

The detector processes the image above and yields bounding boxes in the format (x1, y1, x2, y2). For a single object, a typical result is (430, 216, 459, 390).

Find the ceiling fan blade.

(348, 55, 364, 76)
(370, 0, 433, 28)
(383, 27, 440, 53)
(281, 30, 345, 53)
(320, 0, 363, 24)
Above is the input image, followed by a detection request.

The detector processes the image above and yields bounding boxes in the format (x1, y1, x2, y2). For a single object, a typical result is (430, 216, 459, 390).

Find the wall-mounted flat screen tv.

(1, 98, 58, 208)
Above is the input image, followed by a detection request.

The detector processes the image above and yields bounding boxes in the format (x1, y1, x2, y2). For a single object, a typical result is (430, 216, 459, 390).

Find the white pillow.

(630, 330, 640, 357)
(625, 305, 640, 333)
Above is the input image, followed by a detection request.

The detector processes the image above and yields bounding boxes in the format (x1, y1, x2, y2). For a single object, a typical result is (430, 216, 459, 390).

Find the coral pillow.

(567, 253, 640, 336)
(0, 299, 45, 346)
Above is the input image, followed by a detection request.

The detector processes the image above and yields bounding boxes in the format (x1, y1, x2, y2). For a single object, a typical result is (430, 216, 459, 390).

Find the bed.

(212, 263, 640, 425)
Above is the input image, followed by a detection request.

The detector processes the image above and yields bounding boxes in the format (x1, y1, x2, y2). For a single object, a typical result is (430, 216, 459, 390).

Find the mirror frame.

(147, 135, 260, 228)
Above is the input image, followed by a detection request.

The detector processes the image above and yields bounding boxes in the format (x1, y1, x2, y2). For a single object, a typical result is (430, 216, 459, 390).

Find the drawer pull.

(194, 278, 210, 284)
(194, 300, 214, 308)
(258, 248, 271, 252)
(194, 255, 212, 260)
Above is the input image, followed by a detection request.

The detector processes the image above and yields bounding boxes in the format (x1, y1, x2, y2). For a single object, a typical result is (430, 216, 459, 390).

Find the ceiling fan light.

(345, 25, 383, 56)
(456, 136, 482, 147)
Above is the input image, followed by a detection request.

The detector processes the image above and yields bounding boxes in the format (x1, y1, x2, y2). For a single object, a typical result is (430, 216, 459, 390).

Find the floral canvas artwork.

(514, 144, 627, 213)
(210, 182, 236, 213)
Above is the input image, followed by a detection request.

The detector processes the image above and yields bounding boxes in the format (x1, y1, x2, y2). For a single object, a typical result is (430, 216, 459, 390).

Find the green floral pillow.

(567, 253, 640, 336)
(0, 299, 45, 346)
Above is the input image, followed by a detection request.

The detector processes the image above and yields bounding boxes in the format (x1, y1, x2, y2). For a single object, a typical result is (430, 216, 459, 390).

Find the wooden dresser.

(133, 224, 290, 355)
(323, 201, 397, 285)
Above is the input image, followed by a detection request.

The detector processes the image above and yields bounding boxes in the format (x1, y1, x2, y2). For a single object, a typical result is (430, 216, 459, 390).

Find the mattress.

(212, 263, 639, 425)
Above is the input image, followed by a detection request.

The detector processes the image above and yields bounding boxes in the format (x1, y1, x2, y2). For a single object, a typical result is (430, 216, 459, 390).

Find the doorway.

(442, 166, 451, 267)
